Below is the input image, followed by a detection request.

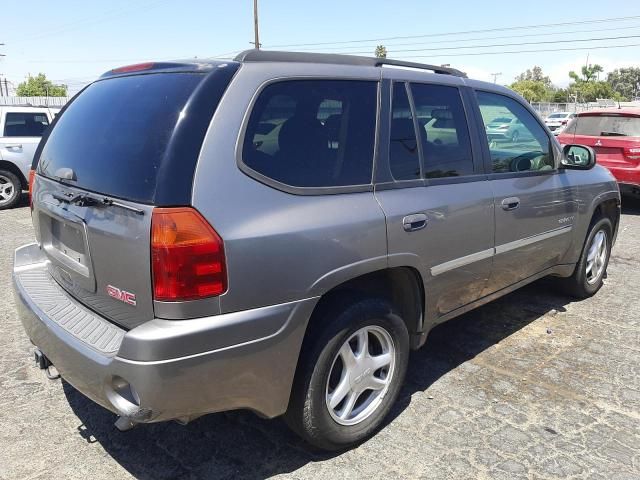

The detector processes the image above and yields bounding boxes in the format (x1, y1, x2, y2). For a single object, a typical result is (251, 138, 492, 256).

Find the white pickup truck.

(0, 106, 58, 209)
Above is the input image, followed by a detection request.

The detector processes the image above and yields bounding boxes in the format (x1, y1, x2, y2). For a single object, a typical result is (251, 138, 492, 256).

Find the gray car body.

(13, 53, 620, 425)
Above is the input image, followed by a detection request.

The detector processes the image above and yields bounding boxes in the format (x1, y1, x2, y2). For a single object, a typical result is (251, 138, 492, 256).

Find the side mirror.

(561, 144, 596, 170)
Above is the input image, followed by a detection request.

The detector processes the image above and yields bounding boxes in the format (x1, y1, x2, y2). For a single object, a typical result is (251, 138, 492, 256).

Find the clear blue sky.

(1, 0, 639, 95)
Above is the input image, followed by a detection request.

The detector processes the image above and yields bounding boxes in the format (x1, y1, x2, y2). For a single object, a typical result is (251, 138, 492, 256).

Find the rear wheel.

(562, 217, 612, 298)
(0, 170, 21, 210)
(511, 130, 520, 143)
(285, 297, 409, 451)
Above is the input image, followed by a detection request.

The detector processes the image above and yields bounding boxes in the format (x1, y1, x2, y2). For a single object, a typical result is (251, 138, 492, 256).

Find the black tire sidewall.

(574, 217, 613, 296)
(0, 170, 21, 210)
(289, 298, 409, 450)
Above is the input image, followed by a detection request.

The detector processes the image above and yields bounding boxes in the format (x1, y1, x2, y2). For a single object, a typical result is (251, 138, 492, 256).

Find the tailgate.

(33, 175, 153, 330)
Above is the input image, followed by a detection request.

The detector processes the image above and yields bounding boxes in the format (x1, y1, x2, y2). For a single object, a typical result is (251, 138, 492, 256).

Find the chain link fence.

(0, 96, 70, 107)
(531, 100, 640, 118)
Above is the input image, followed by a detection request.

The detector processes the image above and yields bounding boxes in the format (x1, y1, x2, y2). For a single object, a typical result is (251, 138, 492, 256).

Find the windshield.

(548, 113, 569, 119)
(38, 73, 205, 203)
(567, 115, 640, 137)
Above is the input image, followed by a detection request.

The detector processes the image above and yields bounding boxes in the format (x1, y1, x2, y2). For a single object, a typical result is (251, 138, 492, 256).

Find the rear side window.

(567, 115, 640, 137)
(242, 80, 378, 188)
(4, 112, 49, 137)
(411, 83, 474, 178)
(38, 73, 206, 203)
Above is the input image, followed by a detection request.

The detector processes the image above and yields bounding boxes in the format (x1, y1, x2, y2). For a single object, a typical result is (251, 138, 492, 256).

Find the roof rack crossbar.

(234, 50, 466, 78)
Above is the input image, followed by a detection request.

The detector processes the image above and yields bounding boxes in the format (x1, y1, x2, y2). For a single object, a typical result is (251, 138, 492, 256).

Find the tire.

(285, 297, 409, 451)
(0, 170, 22, 210)
(511, 130, 520, 143)
(561, 217, 613, 298)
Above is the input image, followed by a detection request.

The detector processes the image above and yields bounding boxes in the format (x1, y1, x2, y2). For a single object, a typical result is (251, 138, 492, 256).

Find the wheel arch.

(304, 266, 426, 352)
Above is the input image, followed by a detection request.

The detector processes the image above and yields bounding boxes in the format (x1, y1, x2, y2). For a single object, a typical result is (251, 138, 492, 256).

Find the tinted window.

(567, 115, 640, 137)
(38, 73, 205, 203)
(243, 80, 377, 188)
(477, 91, 553, 173)
(4, 112, 49, 137)
(411, 83, 474, 178)
(389, 83, 420, 181)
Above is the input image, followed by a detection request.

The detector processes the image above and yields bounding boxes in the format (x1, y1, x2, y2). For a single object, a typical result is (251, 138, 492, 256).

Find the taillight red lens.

(28, 169, 36, 209)
(151, 207, 227, 301)
(112, 62, 154, 74)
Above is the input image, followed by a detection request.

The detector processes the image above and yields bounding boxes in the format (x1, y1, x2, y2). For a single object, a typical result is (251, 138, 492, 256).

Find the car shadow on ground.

(63, 279, 573, 480)
(621, 195, 640, 216)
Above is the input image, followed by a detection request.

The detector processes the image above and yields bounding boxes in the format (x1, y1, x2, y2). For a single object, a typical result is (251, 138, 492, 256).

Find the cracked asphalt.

(1, 195, 639, 480)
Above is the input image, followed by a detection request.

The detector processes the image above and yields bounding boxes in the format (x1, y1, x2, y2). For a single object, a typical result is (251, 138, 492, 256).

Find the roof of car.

(577, 108, 640, 116)
(102, 50, 467, 79)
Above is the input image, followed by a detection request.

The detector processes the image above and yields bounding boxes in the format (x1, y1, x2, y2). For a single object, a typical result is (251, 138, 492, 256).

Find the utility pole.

(252, 0, 261, 49)
(491, 72, 502, 84)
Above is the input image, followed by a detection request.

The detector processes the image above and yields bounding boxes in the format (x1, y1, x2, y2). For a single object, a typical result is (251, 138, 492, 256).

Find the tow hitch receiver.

(34, 348, 60, 380)
(34, 348, 51, 370)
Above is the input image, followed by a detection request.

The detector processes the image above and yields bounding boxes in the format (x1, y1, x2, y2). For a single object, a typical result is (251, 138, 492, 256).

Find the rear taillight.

(151, 207, 227, 301)
(28, 169, 36, 209)
(625, 147, 640, 161)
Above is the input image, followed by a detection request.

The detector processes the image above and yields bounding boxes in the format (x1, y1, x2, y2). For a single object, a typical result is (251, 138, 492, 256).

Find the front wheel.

(285, 297, 409, 451)
(561, 217, 612, 298)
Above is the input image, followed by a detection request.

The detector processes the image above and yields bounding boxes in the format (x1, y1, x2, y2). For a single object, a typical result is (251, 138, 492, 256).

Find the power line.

(285, 24, 640, 53)
(264, 15, 640, 48)
(399, 42, 640, 59)
(313, 33, 640, 56)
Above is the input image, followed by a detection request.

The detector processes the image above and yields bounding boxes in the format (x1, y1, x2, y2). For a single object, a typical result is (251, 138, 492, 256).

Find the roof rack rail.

(233, 50, 466, 78)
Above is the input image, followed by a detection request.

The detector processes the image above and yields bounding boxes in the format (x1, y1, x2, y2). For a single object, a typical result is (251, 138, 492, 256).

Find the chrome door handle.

(403, 213, 428, 232)
(501, 197, 520, 211)
(4, 144, 23, 150)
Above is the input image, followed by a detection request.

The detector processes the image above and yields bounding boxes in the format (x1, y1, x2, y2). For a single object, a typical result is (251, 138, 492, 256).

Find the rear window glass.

(4, 112, 49, 137)
(38, 73, 204, 203)
(242, 80, 377, 188)
(567, 115, 640, 137)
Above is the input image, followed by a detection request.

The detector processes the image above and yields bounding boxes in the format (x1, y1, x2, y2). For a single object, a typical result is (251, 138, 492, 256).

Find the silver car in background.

(13, 51, 620, 451)
(0, 106, 55, 209)
(544, 111, 577, 135)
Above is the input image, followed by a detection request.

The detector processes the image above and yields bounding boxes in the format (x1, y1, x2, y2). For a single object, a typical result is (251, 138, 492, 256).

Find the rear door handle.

(4, 144, 23, 150)
(403, 213, 428, 232)
(501, 197, 521, 211)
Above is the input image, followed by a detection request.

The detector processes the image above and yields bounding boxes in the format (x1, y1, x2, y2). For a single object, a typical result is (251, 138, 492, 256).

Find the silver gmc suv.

(13, 50, 620, 450)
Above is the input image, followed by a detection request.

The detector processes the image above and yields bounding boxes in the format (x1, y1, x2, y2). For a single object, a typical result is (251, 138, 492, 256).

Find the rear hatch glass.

(38, 73, 204, 203)
(568, 115, 640, 137)
(33, 66, 238, 329)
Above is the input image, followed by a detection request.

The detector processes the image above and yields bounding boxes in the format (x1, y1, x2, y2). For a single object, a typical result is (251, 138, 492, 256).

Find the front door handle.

(403, 213, 428, 232)
(501, 197, 520, 211)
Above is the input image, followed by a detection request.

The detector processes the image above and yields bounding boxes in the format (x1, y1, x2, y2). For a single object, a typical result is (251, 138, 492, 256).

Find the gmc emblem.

(106, 285, 137, 306)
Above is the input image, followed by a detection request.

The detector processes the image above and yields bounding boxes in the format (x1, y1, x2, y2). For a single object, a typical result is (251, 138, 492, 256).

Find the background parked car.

(0, 106, 56, 209)
(485, 116, 531, 142)
(558, 109, 640, 197)
(544, 112, 577, 135)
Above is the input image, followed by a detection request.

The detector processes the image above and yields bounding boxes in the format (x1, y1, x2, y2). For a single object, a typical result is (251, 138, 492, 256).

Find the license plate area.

(38, 203, 96, 292)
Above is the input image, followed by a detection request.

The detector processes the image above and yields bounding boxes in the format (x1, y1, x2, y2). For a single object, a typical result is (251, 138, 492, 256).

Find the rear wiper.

(52, 191, 144, 215)
(600, 131, 626, 137)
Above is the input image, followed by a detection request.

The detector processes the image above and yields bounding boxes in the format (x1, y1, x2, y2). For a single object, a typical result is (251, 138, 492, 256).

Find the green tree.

(569, 64, 604, 83)
(509, 79, 550, 102)
(515, 66, 552, 89)
(606, 67, 640, 100)
(374, 45, 387, 58)
(16, 74, 67, 97)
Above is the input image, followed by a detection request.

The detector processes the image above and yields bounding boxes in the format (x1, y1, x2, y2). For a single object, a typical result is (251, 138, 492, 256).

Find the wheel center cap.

(351, 366, 372, 388)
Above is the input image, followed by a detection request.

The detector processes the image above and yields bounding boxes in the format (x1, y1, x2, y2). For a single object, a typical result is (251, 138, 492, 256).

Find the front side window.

(4, 112, 49, 137)
(411, 83, 474, 178)
(243, 80, 377, 188)
(477, 91, 553, 173)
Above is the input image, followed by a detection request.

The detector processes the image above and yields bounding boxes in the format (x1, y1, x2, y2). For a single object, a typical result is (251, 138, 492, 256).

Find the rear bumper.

(13, 243, 317, 423)
(619, 182, 640, 197)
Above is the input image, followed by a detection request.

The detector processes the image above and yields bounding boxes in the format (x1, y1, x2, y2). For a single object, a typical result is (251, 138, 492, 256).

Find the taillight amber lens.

(28, 169, 36, 209)
(151, 207, 227, 301)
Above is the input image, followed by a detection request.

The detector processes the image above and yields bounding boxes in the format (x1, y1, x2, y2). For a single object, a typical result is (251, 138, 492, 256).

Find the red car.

(558, 109, 640, 197)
